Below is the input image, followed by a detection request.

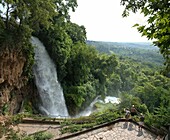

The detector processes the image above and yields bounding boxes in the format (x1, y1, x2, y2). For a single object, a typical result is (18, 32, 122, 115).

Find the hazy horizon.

(70, 0, 150, 43)
(86, 40, 153, 44)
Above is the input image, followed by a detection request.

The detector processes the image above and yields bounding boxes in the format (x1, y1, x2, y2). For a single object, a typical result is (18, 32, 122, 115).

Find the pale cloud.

(70, 0, 149, 42)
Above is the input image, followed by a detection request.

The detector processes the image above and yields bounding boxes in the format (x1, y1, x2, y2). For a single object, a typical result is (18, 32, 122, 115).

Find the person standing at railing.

(124, 108, 130, 121)
(138, 113, 145, 131)
(130, 105, 137, 119)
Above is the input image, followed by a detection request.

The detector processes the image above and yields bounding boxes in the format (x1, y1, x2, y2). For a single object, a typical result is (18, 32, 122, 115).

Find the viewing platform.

(12, 118, 166, 140)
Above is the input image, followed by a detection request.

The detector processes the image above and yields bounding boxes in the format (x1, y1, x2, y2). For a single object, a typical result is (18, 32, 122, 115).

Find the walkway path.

(16, 121, 163, 140)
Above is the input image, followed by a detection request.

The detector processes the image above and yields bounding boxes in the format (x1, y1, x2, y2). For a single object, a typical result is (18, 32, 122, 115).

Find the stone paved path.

(63, 122, 162, 140)
(15, 121, 163, 140)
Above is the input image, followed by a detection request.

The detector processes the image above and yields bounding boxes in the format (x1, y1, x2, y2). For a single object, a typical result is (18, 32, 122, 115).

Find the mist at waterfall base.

(77, 96, 120, 117)
(31, 37, 69, 118)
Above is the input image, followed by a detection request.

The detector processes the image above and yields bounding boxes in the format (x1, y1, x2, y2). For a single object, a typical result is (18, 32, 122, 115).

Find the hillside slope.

(87, 41, 164, 66)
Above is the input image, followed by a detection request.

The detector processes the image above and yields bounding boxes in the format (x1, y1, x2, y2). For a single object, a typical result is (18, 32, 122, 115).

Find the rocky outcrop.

(0, 47, 27, 87)
(0, 47, 29, 115)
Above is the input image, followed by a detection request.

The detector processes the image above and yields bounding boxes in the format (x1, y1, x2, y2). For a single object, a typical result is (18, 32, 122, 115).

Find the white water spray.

(77, 96, 120, 117)
(31, 37, 69, 117)
(76, 96, 101, 117)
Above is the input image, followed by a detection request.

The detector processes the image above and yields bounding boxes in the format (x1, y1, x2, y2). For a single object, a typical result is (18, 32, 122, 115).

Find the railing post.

(166, 124, 170, 140)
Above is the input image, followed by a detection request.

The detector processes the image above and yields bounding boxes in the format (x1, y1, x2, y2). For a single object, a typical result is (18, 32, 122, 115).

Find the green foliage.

(6, 129, 53, 140)
(87, 41, 164, 66)
(137, 104, 148, 114)
(132, 72, 170, 112)
(144, 112, 155, 127)
(66, 86, 86, 108)
(12, 113, 27, 124)
(22, 100, 34, 114)
(22, 42, 34, 79)
(61, 124, 83, 134)
(0, 124, 6, 138)
(0, 0, 57, 31)
(0, 118, 15, 139)
(66, 22, 86, 44)
(2, 103, 9, 115)
(64, 43, 97, 85)
(120, 0, 170, 75)
(94, 102, 118, 113)
(2, 116, 53, 140)
(0, 3, 34, 80)
(6, 129, 21, 140)
(118, 93, 141, 109)
(28, 131, 53, 140)
(60, 108, 121, 134)
(106, 77, 121, 96)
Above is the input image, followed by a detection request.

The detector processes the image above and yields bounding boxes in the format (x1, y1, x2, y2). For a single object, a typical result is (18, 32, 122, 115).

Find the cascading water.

(31, 37, 69, 117)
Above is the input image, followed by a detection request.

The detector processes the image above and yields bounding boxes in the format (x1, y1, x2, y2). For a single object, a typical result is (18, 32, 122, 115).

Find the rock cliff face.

(0, 47, 29, 115)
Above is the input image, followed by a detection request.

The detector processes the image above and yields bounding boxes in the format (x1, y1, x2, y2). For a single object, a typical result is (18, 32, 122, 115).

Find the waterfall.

(31, 37, 69, 117)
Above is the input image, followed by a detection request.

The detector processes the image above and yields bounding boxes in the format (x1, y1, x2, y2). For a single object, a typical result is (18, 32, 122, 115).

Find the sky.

(70, 0, 149, 42)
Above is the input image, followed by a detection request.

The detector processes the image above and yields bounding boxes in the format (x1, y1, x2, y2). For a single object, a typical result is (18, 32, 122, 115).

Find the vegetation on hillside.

(121, 0, 170, 76)
(87, 41, 164, 66)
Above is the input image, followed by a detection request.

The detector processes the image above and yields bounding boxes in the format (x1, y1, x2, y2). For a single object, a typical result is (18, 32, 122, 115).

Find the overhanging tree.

(0, 0, 77, 39)
(120, 0, 170, 76)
